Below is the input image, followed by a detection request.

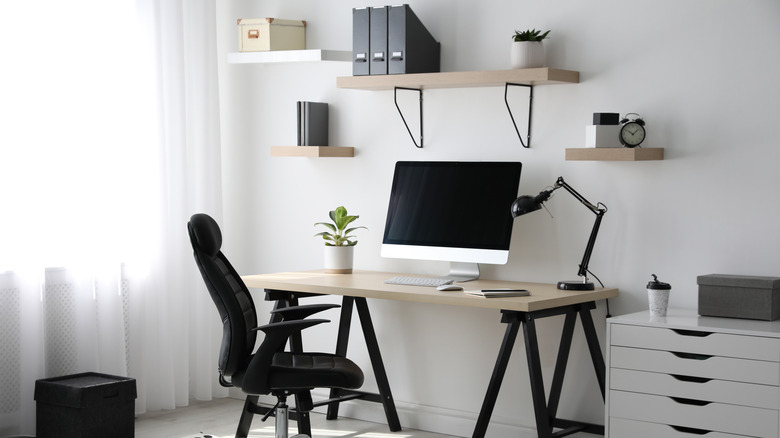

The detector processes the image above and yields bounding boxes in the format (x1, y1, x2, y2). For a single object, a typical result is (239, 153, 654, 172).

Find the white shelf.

(228, 49, 351, 64)
(270, 146, 354, 157)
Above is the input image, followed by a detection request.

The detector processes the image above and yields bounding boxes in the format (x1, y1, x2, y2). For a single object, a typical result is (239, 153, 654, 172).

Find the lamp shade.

(511, 195, 542, 217)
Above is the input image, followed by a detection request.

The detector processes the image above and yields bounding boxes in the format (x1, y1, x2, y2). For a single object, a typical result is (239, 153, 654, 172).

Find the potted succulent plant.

(314, 206, 367, 273)
(510, 28, 550, 69)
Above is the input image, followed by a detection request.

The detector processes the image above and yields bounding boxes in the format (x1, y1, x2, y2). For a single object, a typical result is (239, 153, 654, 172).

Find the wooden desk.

(243, 270, 619, 438)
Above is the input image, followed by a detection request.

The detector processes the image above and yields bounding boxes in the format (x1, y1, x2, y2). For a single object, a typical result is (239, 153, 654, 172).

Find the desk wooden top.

(242, 270, 618, 313)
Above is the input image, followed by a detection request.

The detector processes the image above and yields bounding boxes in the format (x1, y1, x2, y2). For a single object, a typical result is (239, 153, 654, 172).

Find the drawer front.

(610, 368, 779, 409)
(609, 417, 751, 438)
(610, 390, 778, 437)
(610, 346, 780, 385)
(610, 323, 780, 362)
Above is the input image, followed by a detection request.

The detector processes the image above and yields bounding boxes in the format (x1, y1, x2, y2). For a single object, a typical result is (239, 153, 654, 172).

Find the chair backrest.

(188, 213, 258, 380)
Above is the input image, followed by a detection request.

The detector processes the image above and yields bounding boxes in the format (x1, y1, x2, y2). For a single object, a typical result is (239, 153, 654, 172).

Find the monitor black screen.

(381, 161, 522, 271)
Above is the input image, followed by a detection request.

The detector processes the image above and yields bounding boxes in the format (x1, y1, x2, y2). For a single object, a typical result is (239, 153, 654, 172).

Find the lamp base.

(557, 280, 595, 291)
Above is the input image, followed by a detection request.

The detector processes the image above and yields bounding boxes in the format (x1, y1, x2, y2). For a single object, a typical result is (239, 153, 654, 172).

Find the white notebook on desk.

(464, 288, 530, 298)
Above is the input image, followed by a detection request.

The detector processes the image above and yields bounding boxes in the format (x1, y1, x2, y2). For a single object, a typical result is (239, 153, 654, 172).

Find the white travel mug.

(647, 274, 671, 317)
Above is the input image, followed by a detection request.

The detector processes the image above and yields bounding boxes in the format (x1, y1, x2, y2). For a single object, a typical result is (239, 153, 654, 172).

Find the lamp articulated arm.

(553, 177, 606, 216)
(552, 177, 608, 283)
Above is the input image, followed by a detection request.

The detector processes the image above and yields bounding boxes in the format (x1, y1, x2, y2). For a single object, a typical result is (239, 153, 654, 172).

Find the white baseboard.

(239, 391, 598, 438)
(305, 389, 540, 438)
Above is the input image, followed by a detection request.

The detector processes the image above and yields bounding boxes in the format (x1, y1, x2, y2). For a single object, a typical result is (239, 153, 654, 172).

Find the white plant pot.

(323, 245, 354, 274)
(510, 41, 545, 69)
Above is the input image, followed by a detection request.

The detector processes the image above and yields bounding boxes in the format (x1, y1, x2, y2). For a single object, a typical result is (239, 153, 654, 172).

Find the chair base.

(275, 399, 312, 438)
(275, 403, 289, 438)
(236, 395, 311, 438)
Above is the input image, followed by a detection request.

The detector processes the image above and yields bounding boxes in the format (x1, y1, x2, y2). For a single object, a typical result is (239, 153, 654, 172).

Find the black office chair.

(187, 213, 365, 438)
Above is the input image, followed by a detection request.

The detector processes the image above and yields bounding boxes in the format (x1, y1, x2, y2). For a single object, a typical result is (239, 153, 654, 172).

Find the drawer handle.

(671, 329, 713, 337)
(672, 351, 713, 360)
(670, 396, 711, 406)
(670, 425, 712, 435)
(671, 374, 712, 383)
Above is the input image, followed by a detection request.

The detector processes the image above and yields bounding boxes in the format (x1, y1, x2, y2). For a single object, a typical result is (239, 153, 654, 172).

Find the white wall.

(216, 1, 780, 436)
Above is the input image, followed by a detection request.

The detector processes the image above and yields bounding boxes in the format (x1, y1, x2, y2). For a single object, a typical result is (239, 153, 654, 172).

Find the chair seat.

(269, 352, 364, 391)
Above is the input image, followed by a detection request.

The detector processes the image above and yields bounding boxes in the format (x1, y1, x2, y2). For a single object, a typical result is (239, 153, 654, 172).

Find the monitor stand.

(445, 262, 480, 282)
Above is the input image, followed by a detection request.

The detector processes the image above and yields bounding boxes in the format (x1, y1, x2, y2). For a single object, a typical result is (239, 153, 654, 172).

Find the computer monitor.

(381, 161, 522, 281)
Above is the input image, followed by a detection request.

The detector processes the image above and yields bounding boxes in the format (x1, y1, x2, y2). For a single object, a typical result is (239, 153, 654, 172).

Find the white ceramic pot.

(510, 41, 545, 69)
(323, 245, 354, 274)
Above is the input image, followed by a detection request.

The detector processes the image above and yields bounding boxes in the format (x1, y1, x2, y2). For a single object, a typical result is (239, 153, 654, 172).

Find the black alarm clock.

(619, 113, 646, 148)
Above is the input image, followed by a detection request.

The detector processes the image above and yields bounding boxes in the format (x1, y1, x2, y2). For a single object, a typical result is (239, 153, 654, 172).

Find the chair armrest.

(253, 319, 329, 353)
(271, 303, 341, 321)
(243, 318, 330, 394)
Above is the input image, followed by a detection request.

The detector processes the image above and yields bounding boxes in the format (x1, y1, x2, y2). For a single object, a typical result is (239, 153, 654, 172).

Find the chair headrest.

(189, 213, 222, 257)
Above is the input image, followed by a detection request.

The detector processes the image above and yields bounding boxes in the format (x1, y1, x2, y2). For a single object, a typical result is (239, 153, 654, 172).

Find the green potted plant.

(510, 28, 550, 69)
(314, 206, 367, 273)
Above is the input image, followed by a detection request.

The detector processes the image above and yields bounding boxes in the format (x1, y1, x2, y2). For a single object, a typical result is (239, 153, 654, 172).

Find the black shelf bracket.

(394, 86, 423, 148)
(504, 83, 533, 148)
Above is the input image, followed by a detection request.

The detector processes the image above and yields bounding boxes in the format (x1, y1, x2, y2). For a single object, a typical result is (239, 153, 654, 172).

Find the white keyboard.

(384, 276, 454, 287)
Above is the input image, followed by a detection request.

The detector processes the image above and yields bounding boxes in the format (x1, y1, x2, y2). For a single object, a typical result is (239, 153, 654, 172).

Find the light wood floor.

(135, 397, 457, 438)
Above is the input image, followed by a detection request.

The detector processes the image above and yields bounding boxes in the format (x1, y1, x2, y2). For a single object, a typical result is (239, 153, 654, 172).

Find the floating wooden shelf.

(228, 49, 351, 64)
(565, 148, 664, 161)
(336, 67, 579, 90)
(270, 146, 354, 158)
(336, 67, 579, 148)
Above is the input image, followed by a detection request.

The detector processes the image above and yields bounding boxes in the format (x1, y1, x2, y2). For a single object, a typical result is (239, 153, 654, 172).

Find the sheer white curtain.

(0, 0, 225, 434)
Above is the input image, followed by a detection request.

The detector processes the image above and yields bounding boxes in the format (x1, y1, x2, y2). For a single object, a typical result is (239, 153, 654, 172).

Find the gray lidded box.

(698, 274, 780, 321)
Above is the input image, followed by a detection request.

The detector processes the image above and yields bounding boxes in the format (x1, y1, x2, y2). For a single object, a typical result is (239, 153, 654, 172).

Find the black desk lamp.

(511, 176, 607, 291)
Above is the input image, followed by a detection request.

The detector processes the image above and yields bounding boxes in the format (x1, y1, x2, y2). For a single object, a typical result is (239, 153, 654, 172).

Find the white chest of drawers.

(606, 309, 780, 438)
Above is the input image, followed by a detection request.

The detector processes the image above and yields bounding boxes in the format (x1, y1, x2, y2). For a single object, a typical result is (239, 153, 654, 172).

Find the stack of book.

(297, 101, 328, 146)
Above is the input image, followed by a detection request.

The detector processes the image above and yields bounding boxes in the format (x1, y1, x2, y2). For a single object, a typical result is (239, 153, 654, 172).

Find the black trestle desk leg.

(287, 294, 304, 353)
(354, 297, 402, 431)
(474, 305, 605, 438)
(266, 292, 305, 352)
(473, 311, 521, 438)
(292, 396, 312, 438)
(546, 309, 577, 422)
(327, 296, 355, 420)
(269, 299, 284, 323)
(265, 292, 311, 436)
(236, 395, 259, 438)
(286, 294, 311, 437)
(523, 314, 554, 438)
(578, 302, 606, 399)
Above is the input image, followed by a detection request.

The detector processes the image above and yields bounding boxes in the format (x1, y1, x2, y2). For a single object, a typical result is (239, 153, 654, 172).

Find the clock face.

(620, 122, 646, 147)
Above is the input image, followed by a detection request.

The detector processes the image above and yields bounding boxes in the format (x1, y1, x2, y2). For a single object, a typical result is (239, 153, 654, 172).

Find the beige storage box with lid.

(237, 18, 306, 52)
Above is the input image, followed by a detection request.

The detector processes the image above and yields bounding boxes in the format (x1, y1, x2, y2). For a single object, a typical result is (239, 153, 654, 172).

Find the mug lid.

(647, 274, 671, 290)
